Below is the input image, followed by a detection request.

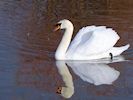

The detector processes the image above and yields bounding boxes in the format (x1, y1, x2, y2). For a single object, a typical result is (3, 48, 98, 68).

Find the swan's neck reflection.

(56, 61, 74, 99)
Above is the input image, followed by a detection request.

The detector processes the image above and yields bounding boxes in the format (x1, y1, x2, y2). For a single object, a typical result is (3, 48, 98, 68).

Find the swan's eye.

(54, 23, 61, 31)
(55, 23, 61, 27)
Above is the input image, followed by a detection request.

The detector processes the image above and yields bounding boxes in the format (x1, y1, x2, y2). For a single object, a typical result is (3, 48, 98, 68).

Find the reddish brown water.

(0, 0, 133, 100)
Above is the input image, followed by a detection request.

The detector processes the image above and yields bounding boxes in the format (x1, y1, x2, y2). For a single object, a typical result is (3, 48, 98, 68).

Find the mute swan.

(54, 19, 130, 60)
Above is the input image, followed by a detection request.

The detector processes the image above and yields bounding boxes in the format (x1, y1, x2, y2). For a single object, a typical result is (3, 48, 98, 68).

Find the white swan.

(54, 19, 130, 60)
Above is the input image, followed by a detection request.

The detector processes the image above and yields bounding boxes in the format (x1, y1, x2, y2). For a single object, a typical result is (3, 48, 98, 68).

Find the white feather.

(55, 19, 130, 60)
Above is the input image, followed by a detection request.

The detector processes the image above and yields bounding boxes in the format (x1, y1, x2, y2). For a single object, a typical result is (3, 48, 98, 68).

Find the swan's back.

(66, 26, 120, 59)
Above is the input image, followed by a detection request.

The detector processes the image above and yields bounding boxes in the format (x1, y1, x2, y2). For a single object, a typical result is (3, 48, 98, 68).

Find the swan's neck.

(55, 26, 73, 60)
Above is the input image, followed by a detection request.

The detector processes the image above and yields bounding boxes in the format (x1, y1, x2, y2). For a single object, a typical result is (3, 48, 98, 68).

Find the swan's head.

(57, 86, 74, 99)
(54, 19, 73, 31)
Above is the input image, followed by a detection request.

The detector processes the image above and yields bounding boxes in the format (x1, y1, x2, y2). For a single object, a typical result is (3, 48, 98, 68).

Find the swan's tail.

(111, 44, 130, 56)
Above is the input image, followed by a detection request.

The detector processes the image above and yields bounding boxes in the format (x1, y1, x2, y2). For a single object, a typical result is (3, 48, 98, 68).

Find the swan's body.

(55, 19, 130, 60)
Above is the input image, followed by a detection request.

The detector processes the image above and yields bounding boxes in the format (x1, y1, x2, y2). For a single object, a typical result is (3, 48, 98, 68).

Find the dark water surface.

(0, 0, 133, 100)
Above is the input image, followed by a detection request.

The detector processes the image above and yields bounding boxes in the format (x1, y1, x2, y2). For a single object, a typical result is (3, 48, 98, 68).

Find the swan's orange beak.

(54, 23, 61, 31)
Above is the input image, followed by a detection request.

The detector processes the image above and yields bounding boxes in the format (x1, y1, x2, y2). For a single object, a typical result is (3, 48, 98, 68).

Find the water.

(0, 0, 133, 99)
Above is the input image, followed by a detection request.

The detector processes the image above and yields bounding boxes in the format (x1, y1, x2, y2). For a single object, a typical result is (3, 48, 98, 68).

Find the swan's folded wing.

(66, 26, 97, 56)
(66, 26, 120, 57)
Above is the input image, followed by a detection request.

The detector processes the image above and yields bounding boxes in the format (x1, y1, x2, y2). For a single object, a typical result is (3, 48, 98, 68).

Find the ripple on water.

(0, 0, 133, 100)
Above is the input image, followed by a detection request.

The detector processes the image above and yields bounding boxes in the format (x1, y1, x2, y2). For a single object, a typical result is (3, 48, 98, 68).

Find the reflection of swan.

(66, 56, 125, 85)
(56, 61, 74, 99)
(54, 19, 130, 60)
(67, 62, 120, 85)
(56, 56, 124, 98)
